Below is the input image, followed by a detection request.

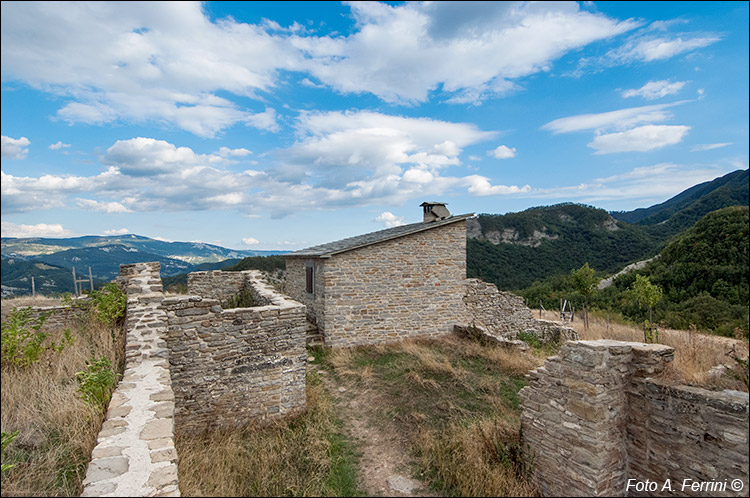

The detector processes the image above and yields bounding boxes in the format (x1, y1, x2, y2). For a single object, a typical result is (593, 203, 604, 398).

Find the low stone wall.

(464, 279, 577, 344)
(0, 300, 90, 330)
(164, 271, 306, 434)
(82, 262, 179, 497)
(465, 278, 538, 334)
(627, 379, 749, 497)
(520, 340, 749, 497)
(187, 270, 270, 305)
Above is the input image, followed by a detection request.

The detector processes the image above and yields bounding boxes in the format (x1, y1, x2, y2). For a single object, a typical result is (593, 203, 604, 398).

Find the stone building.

(285, 202, 473, 347)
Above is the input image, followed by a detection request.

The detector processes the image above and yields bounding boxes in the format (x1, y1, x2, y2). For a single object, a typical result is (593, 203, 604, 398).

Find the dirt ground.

(310, 364, 438, 497)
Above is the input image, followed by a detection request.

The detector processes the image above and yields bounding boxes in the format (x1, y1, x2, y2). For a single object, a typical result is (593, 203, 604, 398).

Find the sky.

(1, 1, 748, 251)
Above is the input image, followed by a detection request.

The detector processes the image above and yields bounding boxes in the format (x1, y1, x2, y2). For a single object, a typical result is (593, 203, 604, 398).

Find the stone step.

(306, 333, 325, 347)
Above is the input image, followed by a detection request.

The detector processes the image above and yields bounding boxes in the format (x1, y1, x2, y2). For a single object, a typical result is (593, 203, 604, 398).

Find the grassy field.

(1, 296, 125, 496)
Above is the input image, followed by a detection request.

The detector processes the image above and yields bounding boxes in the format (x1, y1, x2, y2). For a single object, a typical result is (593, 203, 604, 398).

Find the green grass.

(322, 334, 542, 496)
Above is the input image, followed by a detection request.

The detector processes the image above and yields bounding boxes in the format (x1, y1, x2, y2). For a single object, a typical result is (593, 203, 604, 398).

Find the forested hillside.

(520, 206, 749, 337)
(468, 169, 748, 291)
(467, 204, 659, 290)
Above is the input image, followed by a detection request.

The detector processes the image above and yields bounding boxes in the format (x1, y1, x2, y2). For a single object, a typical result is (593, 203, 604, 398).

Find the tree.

(630, 274, 663, 342)
(571, 263, 600, 329)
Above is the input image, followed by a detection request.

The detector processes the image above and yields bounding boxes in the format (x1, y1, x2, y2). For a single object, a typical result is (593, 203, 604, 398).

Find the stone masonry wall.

(283, 258, 325, 327)
(520, 340, 749, 497)
(464, 279, 577, 345)
(81, 262, 179, 497)
(627, 379, 748, 497)
(187, 270, 271, 306)
(320, 220, 468, 347)
(164, 271, 306, 434)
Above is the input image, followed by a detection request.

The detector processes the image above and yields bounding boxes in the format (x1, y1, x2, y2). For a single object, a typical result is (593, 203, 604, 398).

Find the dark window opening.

(306, 266, 314, 294)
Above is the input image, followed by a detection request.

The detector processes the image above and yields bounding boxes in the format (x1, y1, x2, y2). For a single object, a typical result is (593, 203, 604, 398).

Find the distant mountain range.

(1, 234, 286, 297)
(467, 169, 749, 290)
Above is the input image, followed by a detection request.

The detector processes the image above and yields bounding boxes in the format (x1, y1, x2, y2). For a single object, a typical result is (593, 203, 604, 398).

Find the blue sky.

(1, 1, 748, 250)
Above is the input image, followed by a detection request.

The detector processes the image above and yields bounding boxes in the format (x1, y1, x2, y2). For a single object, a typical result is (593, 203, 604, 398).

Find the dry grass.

(320, 335, 541, 496)
(415, 417, 536, 497)
(176, 373, 363, 497)
(538, 309, 749, 391)
(1, 300, 125, 496)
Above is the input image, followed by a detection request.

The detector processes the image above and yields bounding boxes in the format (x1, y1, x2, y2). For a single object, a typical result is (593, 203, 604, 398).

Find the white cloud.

(217, 146, 252, 157)
(49, 141, 72, 150)
(104, 137, 222, 176)
(295, 1, 638, 104)
(242, 237, 260, 245)
(76, 198, 132, 213)
(465, 176, 531, 196)
(542, 102, 684, 134)
(375, 212, 405, 228)
(489, 145, 517, 159)
(575, 22, 721, 74)
(1, 135, 30, 159)
(104, 228, 130, 235)
(0, 0, 641, 125)
(612, 34, 721, 63)
(690, 143, 732, 152)
(1, 2, 290, 137)
(622, 80, 687, 100)
(1, 221, 74, 238)
(588, 125, 690, 154)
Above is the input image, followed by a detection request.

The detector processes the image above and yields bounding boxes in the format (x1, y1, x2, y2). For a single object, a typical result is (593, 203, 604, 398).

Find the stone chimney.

(420, 202, 451, 222)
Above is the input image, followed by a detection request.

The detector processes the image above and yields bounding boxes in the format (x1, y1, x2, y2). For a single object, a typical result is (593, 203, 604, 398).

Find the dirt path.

(310, 365, 437, 497)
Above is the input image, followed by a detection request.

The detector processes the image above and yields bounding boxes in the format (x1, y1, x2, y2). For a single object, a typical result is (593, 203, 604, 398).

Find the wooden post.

(606, 313, 610, 332)
(31, 276, 35, 297)
(88, 266, 94, 291)
(539, 299, 542, 318)
(72, 267, 78, 296)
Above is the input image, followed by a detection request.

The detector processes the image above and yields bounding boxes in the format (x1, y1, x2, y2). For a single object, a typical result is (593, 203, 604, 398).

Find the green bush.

(87, 283, 127, 326)
(1, 308, 73, 367)
(76, 357, 118, 411)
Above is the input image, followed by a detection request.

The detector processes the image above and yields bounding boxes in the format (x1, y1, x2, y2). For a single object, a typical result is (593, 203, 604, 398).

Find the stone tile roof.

(286, 213, 474, 258)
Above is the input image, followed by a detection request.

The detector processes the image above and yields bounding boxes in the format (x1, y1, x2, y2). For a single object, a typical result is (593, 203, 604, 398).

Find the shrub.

(76, 357, 118, 411)
(87, 283, 126, 326)
(1, 307, 73, 367)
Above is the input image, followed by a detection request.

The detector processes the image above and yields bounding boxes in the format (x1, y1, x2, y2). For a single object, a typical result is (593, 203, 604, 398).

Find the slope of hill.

(1, 234, 279, 264)
(467, 203, 659, 290)
(469, 169, 749, 291)
(1, 234, 290, 297)
(520, 206, 749, 337)
(36, 245, 194, 280)
(0, 259, 94, 297)
(611, 169, 748, 229)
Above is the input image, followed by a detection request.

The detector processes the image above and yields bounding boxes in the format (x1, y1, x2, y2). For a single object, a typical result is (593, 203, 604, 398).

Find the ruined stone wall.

(464, 279, 537, 335)
(627, 379, 748, 497)
(321, 220, 468, 347)
(82, 262, 179, 497)
(164, 271, 306, 434)
(520, 340, 749, 497)
(464, 279, 577, 344)
(187, 270, 269, 305)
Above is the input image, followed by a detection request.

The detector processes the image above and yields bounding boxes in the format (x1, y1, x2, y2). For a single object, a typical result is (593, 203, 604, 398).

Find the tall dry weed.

(415, 416, 537, 497)
(177, 374, 360, 497)
(1, 303, 125, 496)
(539, 309, 749, 391)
